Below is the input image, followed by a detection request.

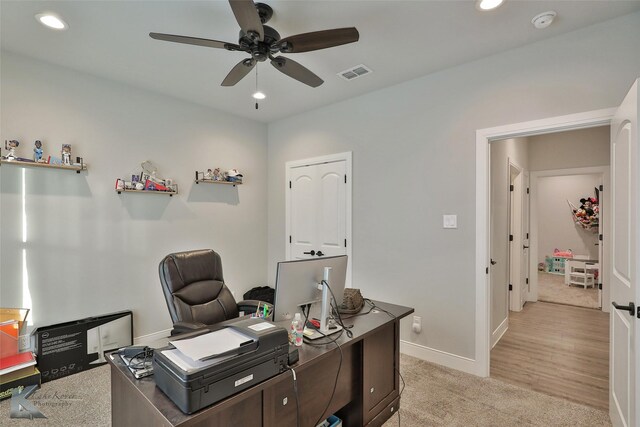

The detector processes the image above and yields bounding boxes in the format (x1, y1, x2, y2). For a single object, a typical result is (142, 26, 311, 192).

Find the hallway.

(491, 301, 609, 410)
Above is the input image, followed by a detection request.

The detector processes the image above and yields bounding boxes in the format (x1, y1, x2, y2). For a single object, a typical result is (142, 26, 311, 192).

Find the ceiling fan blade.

(229, 0, 264, 41)
(221, 59, 256, 86)
(149, 33, 240, 50)
(270, 57, 323, 88)
(278, 27, 359, 53)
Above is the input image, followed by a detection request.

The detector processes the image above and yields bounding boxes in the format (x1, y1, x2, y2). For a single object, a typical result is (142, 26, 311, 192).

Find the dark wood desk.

(108, 301, 413, 427)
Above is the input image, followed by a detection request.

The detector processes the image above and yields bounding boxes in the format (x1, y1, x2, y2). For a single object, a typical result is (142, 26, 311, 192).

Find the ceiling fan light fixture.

(35, 13, 68, 30)
(252, 91, 266, 100)
(476, 0, 505, 11)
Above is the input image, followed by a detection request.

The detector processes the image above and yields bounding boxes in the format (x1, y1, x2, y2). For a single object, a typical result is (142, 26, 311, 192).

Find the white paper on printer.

(162, 349, 234, 373)
(169, 328, 255, 361)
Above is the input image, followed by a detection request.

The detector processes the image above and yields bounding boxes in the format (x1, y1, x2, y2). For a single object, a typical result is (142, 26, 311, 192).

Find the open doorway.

(531, 169, 608, 310)
(488, 126, 611, 410)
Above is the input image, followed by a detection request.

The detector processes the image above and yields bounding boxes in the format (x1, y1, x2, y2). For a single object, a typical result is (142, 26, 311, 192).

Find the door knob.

(490, 259, 497, 265)
(303, 250, 316, 256)
(523, 245, 529, 250)
(612, 301, 636, 317)
(316, 251, 325, 257)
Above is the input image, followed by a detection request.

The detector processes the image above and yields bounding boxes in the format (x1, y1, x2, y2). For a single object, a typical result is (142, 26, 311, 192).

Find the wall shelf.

(1, 158, 87, 173)
(194, 179, 241, 187)
(116, 189, 177, 197)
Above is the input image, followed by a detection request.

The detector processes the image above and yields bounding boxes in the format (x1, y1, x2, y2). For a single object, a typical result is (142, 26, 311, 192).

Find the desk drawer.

(363, 322, 398, 423)
(365, 396, 400, 427)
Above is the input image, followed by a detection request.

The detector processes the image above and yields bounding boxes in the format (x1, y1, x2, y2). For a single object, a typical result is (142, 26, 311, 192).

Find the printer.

(153, 317, 289, 414)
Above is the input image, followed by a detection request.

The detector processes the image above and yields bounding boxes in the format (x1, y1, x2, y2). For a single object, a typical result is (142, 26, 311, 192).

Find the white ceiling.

(2, 1, 639, 123)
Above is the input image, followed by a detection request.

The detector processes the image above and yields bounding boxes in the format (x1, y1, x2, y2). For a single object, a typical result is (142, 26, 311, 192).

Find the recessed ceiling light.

(476, 0, 505, 11)
(35, 13, 68, 30)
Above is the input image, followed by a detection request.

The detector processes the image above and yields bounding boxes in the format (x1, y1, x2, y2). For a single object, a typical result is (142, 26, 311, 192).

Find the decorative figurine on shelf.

(204, 169, 214, 180)
(33, 140, 44, 162)
(227, 169, 243, 183)
(213, 168, 223, 181)
(4, 140, 19, 159)
(61, 144, 72, 166)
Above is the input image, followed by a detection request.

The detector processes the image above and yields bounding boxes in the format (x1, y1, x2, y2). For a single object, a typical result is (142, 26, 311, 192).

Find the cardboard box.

(0, 367, 41, 401)
(33, 311, 132, 383)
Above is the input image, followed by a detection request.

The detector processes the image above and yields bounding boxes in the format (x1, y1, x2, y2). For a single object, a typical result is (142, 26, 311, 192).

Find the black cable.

(365, 298, 397, 320)
(127, 349, 153, 370)
(340, 299, 375, 319)
(395, 367, 406, 427)
(322, 280, 353, 339)
(311, 327, 343, 427)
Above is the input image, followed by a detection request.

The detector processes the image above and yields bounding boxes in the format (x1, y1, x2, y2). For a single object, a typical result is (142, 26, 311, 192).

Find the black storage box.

(153, 317, 289, 414)
(33, 311, 132, 383)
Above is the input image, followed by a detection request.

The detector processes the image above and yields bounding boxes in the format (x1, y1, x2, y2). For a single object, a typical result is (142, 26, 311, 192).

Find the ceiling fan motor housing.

(239, 25, 280, 61)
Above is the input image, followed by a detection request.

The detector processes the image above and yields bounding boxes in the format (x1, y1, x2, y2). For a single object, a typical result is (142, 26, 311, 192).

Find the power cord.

(322, 280, 353, 339)
(364, 298, 397, 320)
(125, 348, 153, 370)
(395, 367, 406, 427)
(310, 327, 343, 427)
(286, 367, 300, 427)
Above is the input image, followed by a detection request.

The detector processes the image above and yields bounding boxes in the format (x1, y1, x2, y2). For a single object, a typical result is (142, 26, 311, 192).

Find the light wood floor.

(491, 301, 609, 410)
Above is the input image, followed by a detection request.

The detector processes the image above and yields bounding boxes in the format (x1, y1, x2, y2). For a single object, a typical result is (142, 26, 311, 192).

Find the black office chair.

(159, 249, 271, 336)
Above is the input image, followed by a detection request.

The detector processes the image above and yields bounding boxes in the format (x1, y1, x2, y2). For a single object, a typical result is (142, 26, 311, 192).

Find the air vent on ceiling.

(337, 64, 373, 81)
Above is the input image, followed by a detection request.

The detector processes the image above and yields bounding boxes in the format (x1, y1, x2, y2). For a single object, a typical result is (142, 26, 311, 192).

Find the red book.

(0, 352, 36, 376)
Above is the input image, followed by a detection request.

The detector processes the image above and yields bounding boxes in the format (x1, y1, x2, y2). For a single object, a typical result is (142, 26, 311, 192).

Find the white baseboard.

(134, 328, 171, 347)
(400, 340, 481, 376)
(491, 318, 508, 348)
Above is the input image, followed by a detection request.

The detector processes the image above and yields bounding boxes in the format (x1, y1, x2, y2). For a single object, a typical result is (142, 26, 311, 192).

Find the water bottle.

(290, 313, 303, 347)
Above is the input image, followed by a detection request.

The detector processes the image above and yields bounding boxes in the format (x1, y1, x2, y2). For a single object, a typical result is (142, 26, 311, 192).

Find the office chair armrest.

(171, 321, 208, 336)
(237, 300, 273, 316)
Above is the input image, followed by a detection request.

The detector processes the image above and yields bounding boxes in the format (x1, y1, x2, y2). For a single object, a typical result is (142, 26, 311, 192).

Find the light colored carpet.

(384, 355, 611, 427)
(538, 272, 599, 309)
(0, 365, 110, 426)
(0, 355, 610, 426)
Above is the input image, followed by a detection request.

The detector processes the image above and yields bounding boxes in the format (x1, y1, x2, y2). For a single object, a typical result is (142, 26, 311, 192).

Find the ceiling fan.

(149, 0, 359, 88)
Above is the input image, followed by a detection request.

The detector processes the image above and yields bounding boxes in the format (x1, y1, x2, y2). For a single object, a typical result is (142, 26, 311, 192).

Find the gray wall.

(266, 12, 640, 359)
(490, 138, 529, 339)
(537, 174, 602, 263)
(0, 52, 268, 337)
(529, 126, 610, 171)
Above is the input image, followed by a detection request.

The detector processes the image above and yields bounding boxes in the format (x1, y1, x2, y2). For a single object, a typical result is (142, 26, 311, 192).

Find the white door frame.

(475, 107, 615, 377)
(528, 166, 610, 310)
(508, 159, 525, 312)
(285, 151, 353, 288)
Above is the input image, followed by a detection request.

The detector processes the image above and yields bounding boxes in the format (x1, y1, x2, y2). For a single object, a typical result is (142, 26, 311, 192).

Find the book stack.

(0, 308, 40, 400)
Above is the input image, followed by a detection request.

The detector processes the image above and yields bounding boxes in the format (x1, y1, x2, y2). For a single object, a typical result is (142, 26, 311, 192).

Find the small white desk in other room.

(564, 258, 599, 289)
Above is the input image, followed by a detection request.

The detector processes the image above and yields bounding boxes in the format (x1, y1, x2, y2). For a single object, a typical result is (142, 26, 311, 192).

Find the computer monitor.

(273, 256, 348, 332)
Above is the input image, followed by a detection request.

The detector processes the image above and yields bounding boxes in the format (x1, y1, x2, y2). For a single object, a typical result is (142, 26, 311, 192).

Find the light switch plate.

(443, 214, 457, 229)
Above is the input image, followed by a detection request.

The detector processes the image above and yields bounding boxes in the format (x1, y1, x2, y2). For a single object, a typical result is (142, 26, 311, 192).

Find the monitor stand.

(304, 266, 343, 340)
(304, 324, 343, 340)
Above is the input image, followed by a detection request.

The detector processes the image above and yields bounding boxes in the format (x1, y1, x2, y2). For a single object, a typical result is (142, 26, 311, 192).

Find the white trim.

(491, 317, 508, 348)
(134, 328, 171, 347)
(508, 159, 525, 313)
(285, 152, 353, 287)
(529, 166, 610, 312)
(400, 340, 481, 376)
(475, 107, 615, 377)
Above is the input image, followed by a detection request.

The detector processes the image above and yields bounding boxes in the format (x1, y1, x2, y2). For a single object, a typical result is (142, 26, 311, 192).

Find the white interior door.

(521, 173, 530, 306)
(289, 161, 347, 260)
(609, 80, 638, 427)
